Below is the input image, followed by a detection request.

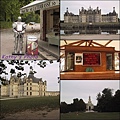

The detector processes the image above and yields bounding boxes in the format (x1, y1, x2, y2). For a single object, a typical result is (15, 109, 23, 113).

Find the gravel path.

(1, 109, 60, 120)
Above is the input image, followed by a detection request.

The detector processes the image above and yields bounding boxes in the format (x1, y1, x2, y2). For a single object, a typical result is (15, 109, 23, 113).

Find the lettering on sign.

(44, 2, 50, 8)
(30, 7, 32, 12)
(83, 53, 100, 65)
(52, 1, 56, 6)
(20, 1, 59, 14)
(39, 4, 43, 9)
(26, 9, 28, 12)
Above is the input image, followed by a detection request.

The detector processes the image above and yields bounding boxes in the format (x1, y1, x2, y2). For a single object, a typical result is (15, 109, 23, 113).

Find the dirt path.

(1, 109, 60, 120)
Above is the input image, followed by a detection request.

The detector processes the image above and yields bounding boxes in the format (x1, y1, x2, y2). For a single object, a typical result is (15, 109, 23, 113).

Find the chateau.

(64, 7, 118, 23)
(0, 71, 59, 97)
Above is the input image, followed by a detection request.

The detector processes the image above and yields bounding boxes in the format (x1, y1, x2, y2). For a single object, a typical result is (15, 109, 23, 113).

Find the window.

(66, 53, 74, 71)
(89, 16, 92, 22)
(106, 53, 113, 70)
(27, 87, 28, 90)
(30, 87, 32, 90)
(30, 92, 32, 96)
(27, 92, 28, 95)
(115, 52, 120, 71)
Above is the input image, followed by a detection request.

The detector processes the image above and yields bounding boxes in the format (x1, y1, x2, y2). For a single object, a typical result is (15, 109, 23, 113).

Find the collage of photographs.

(0, 0, 120, 120)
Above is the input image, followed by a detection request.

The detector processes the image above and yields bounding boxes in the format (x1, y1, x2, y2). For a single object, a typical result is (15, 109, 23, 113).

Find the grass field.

(1, 96, 59, 116)
(61, 112, 120, 120)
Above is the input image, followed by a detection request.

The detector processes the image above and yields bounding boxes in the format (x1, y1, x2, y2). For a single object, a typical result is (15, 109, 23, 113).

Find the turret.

(66, 7, 68, 13)
(64, 7, 69, 16)
(113, 7, 115, 12)
(89, 6, 92, 10)
(44, 80, 47, 85)
(112, 7, 117, 15)
(29, 66, 34, 75)
(88, 96, 91, 103)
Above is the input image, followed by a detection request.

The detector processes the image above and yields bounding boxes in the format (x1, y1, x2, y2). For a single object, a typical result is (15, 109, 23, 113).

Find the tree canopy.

(0, 0, 40, 23)
(96, 88, 120, 112)
(60, 98, 86, 113)
(0, 60, 54, 85)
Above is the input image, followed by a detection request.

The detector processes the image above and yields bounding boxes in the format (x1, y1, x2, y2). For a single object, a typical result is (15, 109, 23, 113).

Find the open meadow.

(0, 96, 59, 120)
(61, 112, 120, 120)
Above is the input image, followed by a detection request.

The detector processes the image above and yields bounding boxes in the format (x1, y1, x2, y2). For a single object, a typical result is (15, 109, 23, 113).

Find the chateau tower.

(113, 7, 115, 12)
(86, 96, 94, 111)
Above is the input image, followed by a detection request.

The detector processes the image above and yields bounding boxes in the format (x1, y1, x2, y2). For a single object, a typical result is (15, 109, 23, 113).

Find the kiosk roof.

(20, 0, 59, 14)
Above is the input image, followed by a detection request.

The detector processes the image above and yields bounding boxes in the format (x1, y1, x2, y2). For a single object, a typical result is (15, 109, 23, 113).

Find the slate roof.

(11, 75, 19, 82)
(28, 74, 42, 83)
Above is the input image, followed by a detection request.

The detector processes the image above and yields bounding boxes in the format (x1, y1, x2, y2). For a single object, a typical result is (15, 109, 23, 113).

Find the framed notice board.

(83, 52, 101, 66)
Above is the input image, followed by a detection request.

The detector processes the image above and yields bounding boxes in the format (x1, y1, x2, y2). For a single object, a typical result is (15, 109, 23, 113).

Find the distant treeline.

(60, 88, 120, 113)
(60, 98, 86, 113)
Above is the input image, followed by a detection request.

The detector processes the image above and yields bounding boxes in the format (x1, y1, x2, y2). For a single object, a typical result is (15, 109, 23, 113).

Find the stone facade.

(86, 96, 94, 111)
(64, 7, 118, 23)
(0, 72, 59, 97)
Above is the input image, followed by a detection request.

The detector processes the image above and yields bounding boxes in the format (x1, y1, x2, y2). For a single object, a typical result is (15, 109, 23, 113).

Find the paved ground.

(1, 28, 59, 60)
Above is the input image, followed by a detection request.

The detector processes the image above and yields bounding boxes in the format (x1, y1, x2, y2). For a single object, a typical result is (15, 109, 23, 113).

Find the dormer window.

(30, 78, 32, 82)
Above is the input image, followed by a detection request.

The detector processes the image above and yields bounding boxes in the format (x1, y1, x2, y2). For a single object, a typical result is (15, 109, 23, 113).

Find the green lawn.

(61, 112, 120, 120)
(1, 96, 59, 116)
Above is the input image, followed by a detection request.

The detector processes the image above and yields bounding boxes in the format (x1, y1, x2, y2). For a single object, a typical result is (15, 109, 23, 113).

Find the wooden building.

(60, 40, 120, 80)
(20, 0, 59, 45)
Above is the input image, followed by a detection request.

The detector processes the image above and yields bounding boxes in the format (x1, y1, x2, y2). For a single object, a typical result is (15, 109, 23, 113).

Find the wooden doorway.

(43, 10, 47, 41)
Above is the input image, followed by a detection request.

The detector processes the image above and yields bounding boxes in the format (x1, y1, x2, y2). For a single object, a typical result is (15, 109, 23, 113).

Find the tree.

(73, 98, 79, 111)
(60, 98, 86, 113)
(79, 99, 86, 111)
(60, 102, 69, 113)
(0, 0, 37, 22)
(112, 90, 120, 112)
(96, 88, 120, 112)
(96, 88, 113, 112)
(0, 60, 54, 85)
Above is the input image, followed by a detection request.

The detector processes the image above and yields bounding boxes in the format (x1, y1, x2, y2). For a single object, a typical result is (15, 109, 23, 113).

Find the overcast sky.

(60, 0, 120, 20)
(60, 80, 120, 105)
(1, 60, 59, 91)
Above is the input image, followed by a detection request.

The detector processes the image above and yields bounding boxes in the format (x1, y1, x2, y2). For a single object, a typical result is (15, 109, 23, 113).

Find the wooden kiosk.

(60, 40, 120, 80)
(20, 0, 59, 45)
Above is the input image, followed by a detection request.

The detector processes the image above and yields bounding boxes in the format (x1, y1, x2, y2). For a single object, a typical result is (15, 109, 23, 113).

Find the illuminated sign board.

(83, 53, 100, 65)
